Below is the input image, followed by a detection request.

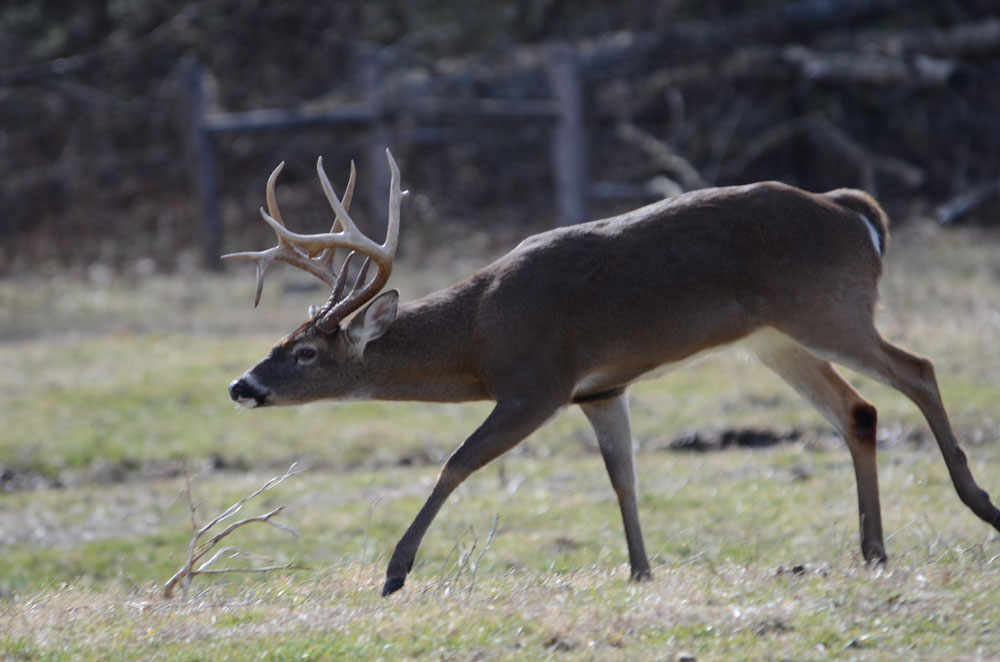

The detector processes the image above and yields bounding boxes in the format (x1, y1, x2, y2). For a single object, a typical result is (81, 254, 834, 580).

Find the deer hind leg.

(578, 391, 652, 580)
(782, 321, 1000, 533)
(852, 339, 1000, 528)
(752, 331, 886, 562)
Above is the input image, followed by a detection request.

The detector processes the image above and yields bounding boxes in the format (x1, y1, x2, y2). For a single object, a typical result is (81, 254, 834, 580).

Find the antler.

(223, 149, 407, 331)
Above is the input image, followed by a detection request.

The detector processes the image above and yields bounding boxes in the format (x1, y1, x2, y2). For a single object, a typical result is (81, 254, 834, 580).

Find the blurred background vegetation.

(1, 0, 999, 276)
(2, 10, 1000, 649)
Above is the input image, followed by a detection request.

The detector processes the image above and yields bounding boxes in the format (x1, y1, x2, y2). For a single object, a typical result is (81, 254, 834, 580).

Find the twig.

(192, 563, 309, 576)
(722, 112, 924, 190)
(616, 123, 707, 191)
(361, 495, 383, 564)
(163, 463, 306, 599)
(439, 526, 470, 586)
(196, 545, 241, 571)
(357, 495, 383, 586)
(936, 179, 1000, 225)
(885, 515, 928, 542)
(468, 515, 500, 595)
(179, 459, 202, 600)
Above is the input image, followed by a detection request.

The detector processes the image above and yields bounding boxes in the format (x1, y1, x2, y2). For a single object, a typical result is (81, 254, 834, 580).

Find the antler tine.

(223, 162, 290, 306)
(225, 150, 406, 321)
(317, 156, 362, 237)
(384, 148, 404, 260)
(315, 150, 407, 331)
(340, 160, 356, 223)
(261, 151, 405, 261)
(330, 251, 359, 304)
(313, 160, 356, 274)
(353, 256, 373, 292)
(223, 161, 341, 306)
(265, 162, 289, 231)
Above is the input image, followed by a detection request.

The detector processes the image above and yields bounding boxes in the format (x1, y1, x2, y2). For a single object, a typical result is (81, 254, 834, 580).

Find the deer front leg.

(579, 391, 651, 580)
(382, 396, 563, 596)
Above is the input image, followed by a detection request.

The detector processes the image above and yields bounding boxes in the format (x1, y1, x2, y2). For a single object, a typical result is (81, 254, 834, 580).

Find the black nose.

(229, 377, 269, 406)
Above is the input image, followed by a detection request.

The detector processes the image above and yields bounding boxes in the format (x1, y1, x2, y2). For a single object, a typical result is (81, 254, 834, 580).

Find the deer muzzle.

(229, 375, 272, 408)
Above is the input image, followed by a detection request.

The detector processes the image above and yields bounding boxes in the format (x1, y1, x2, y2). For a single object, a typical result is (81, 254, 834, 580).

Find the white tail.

(227, 151, 1000, 595)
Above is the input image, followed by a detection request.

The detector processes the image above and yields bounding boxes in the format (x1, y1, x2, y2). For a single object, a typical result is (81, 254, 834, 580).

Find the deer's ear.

(346, 290, 399, 351)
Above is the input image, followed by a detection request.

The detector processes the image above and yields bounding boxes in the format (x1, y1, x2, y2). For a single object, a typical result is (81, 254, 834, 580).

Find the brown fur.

(231, 180, 999, 595)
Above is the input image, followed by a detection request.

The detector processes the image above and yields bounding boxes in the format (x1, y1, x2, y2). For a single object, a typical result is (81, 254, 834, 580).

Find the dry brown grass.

(2, 218, 1000, 661)
(4, 554, 999, 661)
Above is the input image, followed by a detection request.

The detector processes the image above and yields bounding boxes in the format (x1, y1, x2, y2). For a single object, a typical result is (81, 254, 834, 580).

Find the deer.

(226, 149, 1000, 596)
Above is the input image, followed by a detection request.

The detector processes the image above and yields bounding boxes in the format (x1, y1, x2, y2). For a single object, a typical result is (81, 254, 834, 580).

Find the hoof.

(381, 576, 406, 596)
(862, 546, 887, 566)
(630, 568, 653, 582)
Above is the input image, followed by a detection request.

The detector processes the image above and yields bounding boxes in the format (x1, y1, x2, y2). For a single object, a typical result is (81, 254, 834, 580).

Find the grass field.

(1, 220, 999, 660)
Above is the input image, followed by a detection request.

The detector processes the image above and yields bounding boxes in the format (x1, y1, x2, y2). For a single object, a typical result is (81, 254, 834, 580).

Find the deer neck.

(353, 289, 489, 403)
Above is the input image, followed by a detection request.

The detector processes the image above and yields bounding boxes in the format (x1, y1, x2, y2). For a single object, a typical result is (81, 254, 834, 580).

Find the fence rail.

(188, 42, 587, 270)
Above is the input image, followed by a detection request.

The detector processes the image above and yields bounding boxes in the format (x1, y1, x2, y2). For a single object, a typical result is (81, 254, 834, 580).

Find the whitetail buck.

(227, 149, 1000, 595)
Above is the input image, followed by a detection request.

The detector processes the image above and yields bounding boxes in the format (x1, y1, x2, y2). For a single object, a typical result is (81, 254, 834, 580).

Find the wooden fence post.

(187, 62, 223, 271)
(547, 43, 587, 226)
(359, 43, 391, 238)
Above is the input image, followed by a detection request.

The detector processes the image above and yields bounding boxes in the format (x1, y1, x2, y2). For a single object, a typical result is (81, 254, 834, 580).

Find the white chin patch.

(233, 374, 270, 408)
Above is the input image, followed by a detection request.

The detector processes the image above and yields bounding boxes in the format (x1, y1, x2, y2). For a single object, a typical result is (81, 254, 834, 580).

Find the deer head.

(226, 149, 406, 407)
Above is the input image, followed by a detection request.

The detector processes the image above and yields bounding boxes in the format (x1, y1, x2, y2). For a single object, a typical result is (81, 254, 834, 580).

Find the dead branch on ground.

(163, 462, 307, 599)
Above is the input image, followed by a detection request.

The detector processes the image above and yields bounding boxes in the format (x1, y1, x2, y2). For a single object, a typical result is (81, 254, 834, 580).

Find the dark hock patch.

(850, 402, 878, 444)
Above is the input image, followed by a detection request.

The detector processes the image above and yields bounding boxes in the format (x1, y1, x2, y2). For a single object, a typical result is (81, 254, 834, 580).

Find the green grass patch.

(1, 222, 999, 659)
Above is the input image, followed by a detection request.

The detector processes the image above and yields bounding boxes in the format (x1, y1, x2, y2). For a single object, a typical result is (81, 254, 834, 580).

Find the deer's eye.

(295, 346, 318, 364)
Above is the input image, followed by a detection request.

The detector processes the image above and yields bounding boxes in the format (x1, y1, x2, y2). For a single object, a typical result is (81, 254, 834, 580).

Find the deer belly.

(570, 332, 758, 400)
